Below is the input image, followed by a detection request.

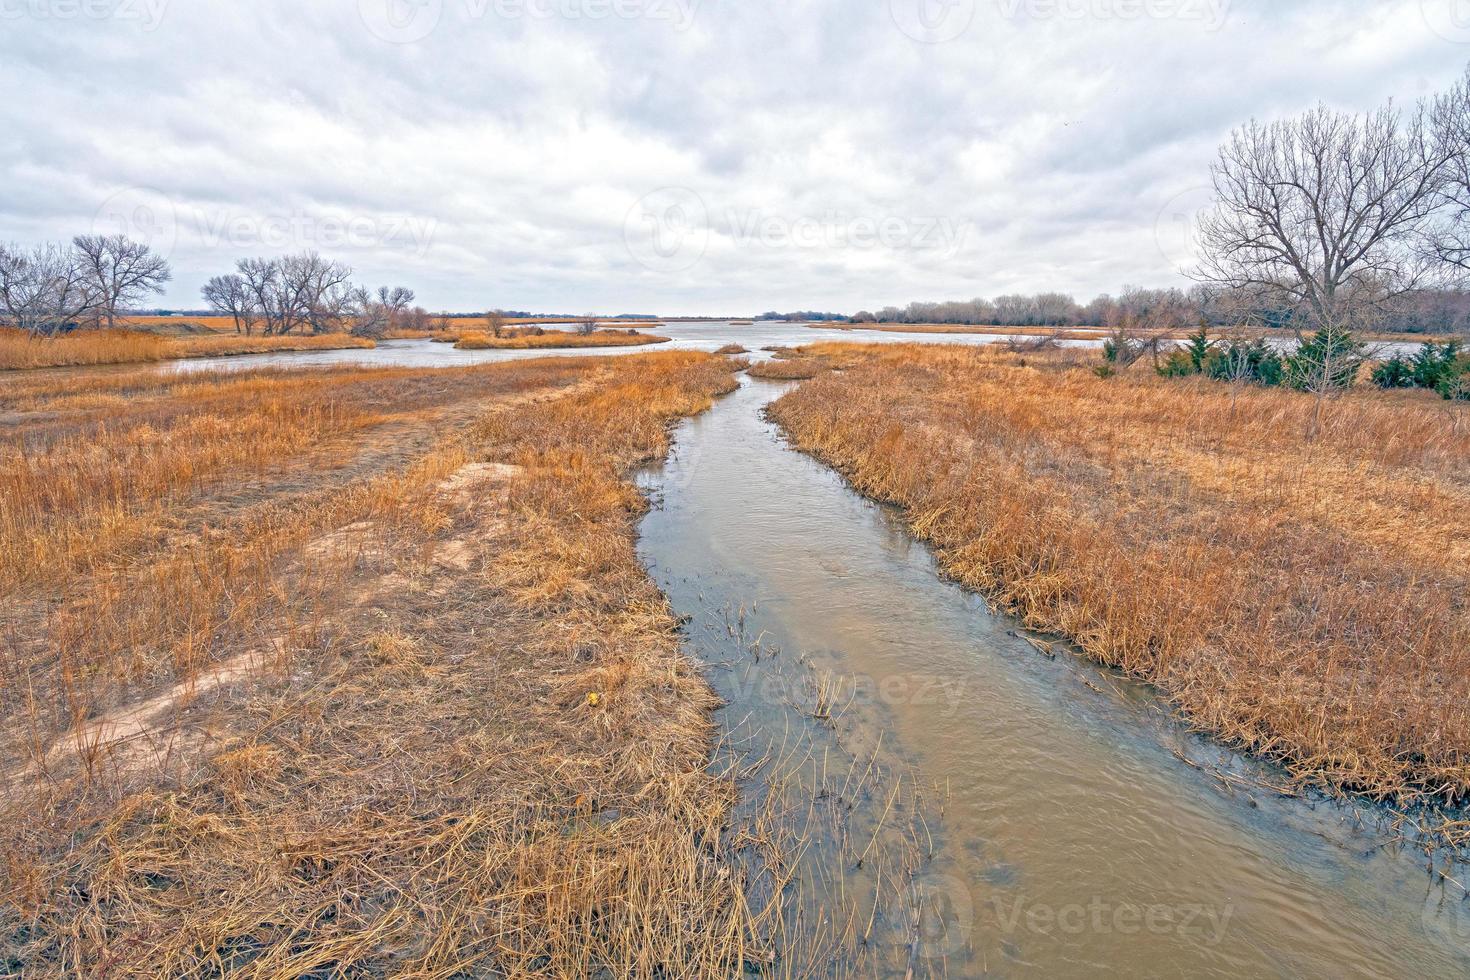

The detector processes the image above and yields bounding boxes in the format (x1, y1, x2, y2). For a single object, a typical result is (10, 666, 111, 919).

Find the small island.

(453, 326, 670, 350)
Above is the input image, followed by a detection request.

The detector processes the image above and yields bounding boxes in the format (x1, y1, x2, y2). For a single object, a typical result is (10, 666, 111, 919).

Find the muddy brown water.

(635, 376, 1470, 978)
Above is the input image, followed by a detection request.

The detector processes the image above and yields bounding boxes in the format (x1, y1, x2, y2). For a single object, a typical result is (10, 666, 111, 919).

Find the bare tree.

(1196, 103, 1451, 324)
(576, 316, 598, 336)
(485, 310, 507, 337)
(402, 306, 430, 333)
(1195, 99, 1455, 401)
(227, 253, 354, 335)
(281, 252, 353, 334)
(0, 243, 100, 336)
(71, 235, 171, 330)
(201, 273, 254, 334)
(1429, 65, 1470, 273)
(236, 257, 288, 335)
(376, 286, 415, 332)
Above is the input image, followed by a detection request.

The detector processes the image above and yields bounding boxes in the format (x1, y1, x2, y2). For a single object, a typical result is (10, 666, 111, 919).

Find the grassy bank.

(454, 328, 670, 350)
(768, 343, 1470, 817)
(0, 352, 798, 975)
(0, 329, 374, 371)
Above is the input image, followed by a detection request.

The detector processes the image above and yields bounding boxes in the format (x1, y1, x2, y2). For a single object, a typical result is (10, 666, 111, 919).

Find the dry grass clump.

(0, 351, 808, 976)
(770, 343, 1470, 811)
(0, 328, 167, 369)
(747, 344, 866, 380)
(454, 329, 670, 350)
(714, 343, 749, 355)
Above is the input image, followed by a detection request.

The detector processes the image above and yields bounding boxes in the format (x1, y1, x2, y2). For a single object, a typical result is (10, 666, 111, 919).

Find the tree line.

(201, 253, 420, 338)
(0, 236, 172, 335)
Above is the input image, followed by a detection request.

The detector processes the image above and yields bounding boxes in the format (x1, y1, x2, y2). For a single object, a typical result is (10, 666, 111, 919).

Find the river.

(635, 375, 1470, 978)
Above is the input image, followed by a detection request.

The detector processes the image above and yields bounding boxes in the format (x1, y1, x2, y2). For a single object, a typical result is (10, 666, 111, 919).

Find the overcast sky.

(4, 0, 1470, 315)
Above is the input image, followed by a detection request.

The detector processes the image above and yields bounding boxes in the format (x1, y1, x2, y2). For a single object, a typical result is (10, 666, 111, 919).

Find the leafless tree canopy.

(202, 253, 415, 338)
(1194, 101, 1455, 336)
(0, 243, 100, 336)
(71, 234, 172, 330)
(201, 274, 254, 334)
(1428, 66, 1470, 274)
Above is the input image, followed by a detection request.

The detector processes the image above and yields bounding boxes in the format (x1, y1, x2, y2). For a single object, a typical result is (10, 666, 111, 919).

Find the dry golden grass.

(0, 329, 374, 371)
(122, 315, 239, 332)
(770, 343, 1470, 813)
(0, 351, 822, 976)
(0, 328, 168, 369)
(454, 329, 670, 350)
(165, 333, 374, 359)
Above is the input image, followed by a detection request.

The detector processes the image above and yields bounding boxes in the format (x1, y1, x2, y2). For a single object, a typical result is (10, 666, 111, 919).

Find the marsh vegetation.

(768, 342, 1470, 823)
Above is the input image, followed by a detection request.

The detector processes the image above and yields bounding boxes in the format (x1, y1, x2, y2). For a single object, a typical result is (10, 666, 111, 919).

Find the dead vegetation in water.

(769, 343, 1470, 824)
(0, 351, 850, 976)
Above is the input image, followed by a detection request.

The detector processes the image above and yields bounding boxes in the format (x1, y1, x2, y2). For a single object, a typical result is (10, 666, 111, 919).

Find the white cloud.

(2, 0, 1468, 314)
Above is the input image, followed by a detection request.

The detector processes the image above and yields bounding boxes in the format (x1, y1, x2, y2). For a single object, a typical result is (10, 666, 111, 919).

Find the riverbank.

(0, 352, 787, 975)
(0, 328, 376, 370)
(767, 343, 1470, 825)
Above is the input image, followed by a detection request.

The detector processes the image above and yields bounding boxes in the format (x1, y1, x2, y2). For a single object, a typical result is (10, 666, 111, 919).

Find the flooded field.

(636, 376, 1470, 977)
(162, 321, 1102, 373)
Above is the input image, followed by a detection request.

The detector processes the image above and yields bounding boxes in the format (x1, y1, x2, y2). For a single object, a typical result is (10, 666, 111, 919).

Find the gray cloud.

(2, 0, 1468, 314)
